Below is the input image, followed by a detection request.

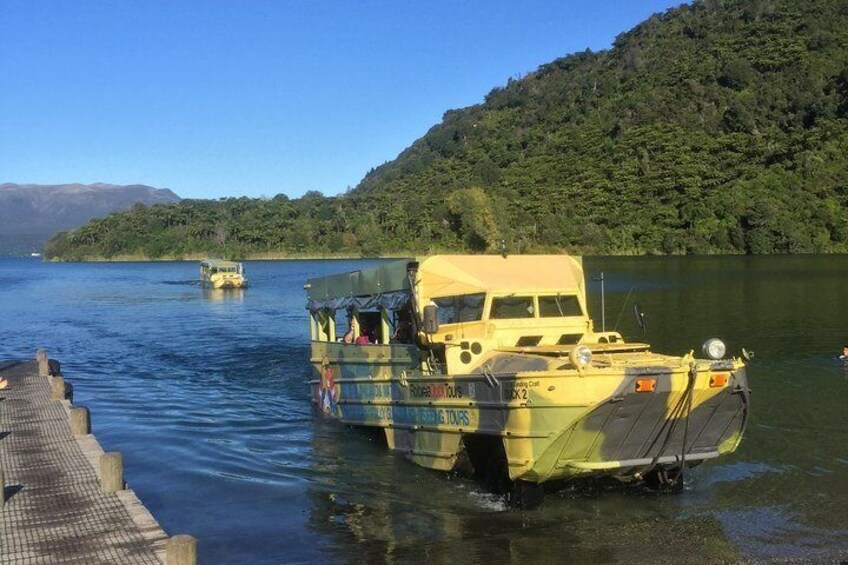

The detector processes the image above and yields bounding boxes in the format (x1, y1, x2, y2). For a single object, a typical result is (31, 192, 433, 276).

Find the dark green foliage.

(47, 0, 848, 260)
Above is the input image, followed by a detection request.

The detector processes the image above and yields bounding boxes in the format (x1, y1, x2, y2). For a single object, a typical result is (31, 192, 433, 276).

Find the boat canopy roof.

(416, 255, 584, 301)
(201, 259, 241, 268)
(306, 259, 413, 312)
(305, 255, 585, 312)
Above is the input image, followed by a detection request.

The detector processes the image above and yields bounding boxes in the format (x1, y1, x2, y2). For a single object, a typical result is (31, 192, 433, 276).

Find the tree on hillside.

(446, 187, 501, 252)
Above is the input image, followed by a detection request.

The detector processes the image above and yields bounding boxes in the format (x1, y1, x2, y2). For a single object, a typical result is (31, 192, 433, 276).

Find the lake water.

(1, 255, 847, 563)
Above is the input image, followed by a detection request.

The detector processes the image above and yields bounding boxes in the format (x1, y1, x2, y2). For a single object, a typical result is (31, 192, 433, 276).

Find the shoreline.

(43, 251, 419, 262)
(42, 249, 828, 262)
(15, 249, 848, 262)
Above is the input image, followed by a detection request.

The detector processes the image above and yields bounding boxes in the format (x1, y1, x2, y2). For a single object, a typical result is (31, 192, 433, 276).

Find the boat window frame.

(537, 294, 584, 318)
(311, 308, 336, 342)
(483, 292, 587, 321)
(329, 303, 410, 346)
(430, 292, 487, 326)
(488, 295, 536, 320)
(355, 308, 385, 345)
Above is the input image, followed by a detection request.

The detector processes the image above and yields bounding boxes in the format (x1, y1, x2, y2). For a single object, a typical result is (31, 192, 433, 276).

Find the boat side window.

(432, 293, 485, 325)
(335, 308, 354, 342)
(538, 295, 583, 317)
(357, 310, 383, 344)
(490, 296, 535, 319)
(389, 302, 414, 344)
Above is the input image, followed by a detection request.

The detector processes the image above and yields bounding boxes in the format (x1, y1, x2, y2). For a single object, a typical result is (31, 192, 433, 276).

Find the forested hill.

(48, 0, 848, 260)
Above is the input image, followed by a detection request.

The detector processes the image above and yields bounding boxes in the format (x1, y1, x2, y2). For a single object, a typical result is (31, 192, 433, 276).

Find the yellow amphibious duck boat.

(200, 260, 248, 289)
(306, 255, 750, 499)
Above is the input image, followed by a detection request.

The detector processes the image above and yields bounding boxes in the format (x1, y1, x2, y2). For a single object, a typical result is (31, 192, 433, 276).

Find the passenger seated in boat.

(391, 320, 412, 344)
(0, 377, 8, 390)
(391, 311, 413, 344)
(356, 311, 383, 344)
(342, 322, 355, 344)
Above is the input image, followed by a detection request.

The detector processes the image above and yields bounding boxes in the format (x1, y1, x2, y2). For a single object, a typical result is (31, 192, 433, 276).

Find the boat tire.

(507, 481, 545, 510)
(643, 466, 684, 494)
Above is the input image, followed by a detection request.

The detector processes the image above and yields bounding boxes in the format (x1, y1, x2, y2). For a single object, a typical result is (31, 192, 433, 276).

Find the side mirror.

(422, 305, 439, 334)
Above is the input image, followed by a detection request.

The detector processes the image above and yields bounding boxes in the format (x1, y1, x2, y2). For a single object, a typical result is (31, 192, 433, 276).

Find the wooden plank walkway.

(0, 357, 186, 564)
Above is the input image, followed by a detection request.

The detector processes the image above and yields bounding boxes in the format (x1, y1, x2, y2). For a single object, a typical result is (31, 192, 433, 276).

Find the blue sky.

(1, 1, 684, 199)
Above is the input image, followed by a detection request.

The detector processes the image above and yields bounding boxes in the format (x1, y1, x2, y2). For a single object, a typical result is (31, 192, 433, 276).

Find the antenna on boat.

(592, 272, 606, 333)
(634, 303, 647, 336)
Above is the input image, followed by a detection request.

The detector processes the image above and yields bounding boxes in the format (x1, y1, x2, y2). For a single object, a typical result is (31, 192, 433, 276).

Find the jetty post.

(166, 535, 198, 565)
(70, 406, 91, 436)
(37, 348, 49, 376)
(100, 452, 125, 492)
(50, 374, 66, 401)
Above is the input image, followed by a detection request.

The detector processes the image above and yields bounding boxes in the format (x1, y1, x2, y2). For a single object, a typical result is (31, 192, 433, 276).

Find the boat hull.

(203, 275, 247, 289)
(309, 341, 749, 484)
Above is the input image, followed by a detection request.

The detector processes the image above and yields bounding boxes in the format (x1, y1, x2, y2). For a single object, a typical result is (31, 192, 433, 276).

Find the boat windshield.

(490, 296, 534, 319)
(488, 295, 583, 319)
(432, 293, 485, 325)
(538, 295, 582, 317)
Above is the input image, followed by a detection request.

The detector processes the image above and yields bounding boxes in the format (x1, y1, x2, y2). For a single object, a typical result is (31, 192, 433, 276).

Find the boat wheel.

(507, 481, 545, 510)
(643, 466, 684, 493)
(461, 434, 512, 495)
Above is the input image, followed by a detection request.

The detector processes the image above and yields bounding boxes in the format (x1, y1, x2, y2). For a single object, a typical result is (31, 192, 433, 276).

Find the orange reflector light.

(635, 378, 656, 393)
(710, 373, 729, 388)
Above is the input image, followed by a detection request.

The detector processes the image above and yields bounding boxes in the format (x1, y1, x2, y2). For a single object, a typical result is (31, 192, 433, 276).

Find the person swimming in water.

(840, 345, 848, 360)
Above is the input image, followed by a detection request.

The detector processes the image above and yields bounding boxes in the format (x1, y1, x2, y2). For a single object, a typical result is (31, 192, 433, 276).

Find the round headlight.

(570, 345, 593, 368)
(702, 338, 726, 360)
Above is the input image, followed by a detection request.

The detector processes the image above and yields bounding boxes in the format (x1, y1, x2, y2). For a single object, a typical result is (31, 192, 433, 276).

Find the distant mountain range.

(0, 183, 180, 254)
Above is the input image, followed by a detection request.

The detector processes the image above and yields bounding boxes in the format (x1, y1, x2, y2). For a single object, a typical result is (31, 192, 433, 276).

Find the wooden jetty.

(0, 351, 197, 564)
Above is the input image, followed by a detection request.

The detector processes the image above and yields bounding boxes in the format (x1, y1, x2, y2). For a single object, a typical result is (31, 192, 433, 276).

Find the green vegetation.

(47, 0, 848, 260)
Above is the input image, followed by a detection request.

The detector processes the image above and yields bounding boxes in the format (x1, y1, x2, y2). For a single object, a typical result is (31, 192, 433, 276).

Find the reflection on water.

(0, 255, 847, 563)
(202, 288, 245, 303)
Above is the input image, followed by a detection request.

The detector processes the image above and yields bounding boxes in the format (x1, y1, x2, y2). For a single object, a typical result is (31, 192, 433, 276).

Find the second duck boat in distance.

(305, 255, 750, 497)
(200, 259, 248, 289)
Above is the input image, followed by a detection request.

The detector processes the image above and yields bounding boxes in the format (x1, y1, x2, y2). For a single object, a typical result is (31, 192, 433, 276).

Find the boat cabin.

(306, 255, 622, 374)
(200, 259, 247, 289)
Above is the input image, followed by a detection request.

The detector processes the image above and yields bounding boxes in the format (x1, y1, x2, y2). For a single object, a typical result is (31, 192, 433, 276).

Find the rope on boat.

(679, 363, 697, 477)
(640, 363, 698, 485)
